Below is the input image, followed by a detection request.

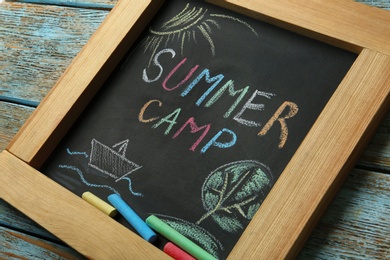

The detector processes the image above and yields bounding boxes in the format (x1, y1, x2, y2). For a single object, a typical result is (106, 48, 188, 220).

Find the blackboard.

(42, 0, 356, 258)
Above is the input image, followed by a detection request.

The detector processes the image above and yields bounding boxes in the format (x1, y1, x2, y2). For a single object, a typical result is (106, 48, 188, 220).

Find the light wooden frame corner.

(1, 0, 390, 259)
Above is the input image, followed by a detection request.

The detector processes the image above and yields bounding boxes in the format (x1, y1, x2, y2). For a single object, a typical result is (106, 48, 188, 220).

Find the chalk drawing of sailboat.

(89, 139, 142, 182)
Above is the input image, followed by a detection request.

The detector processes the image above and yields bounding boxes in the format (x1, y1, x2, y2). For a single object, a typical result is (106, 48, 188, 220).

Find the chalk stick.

(164, 242, 196, 260)
(108, 194, 157, 243)
(82, 191, 117, 217)
(146, 215, 216, 260)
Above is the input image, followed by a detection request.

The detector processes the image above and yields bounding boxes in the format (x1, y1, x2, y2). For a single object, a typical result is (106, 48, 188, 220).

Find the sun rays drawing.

(142, 3, 259, 65)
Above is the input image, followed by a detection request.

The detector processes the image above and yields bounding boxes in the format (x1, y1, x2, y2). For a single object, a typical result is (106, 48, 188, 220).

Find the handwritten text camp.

(138, 48, 299, 153)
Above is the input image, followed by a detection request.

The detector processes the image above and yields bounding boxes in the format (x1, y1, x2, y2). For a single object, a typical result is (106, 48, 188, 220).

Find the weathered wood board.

(0, 102, 34, 151)
(1, 1, 389, 168)
(0, 198, 57, 243)
(0, 2, 108, 102)
(358, 115, 390, 172)
(1, 0, 389, 259)
(1, 168, 388, 259)
(356, 0, 390, 9)
(8, 0, 390, 10)
(0, 226, 83, 259)
(8, 0, 117, 9)
(299, 169, 390, 259)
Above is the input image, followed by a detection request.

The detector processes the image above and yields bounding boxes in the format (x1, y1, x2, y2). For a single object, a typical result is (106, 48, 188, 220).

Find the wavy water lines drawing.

(142, 3, 259, 63)
(58, 164, 120, 195)
(57, 139, 143, 197)
(121, 177, 143, 197)
(66, 148, 89, 158)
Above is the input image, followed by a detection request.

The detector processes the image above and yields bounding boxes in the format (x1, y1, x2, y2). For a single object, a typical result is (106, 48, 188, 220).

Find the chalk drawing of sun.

(142, 3, 258, 65)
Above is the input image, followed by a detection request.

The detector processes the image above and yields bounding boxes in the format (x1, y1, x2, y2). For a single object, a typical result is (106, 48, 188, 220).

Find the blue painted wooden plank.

(10, 0, 390, 11)
(0, 102, 34, 151)
(0, 199, 59, 243)
(0, 96, 39, 107)
(2, 169, 388, 259)
(0, 2, 109, 102)
(358, 113, 390, 173)
(1, 0, 387, 103)
(0, 1, 389, 259)
(10, 0, 116, 9)
(356, 0, 390, 9)
(0, 226, 84, 260)
(299, 169, 390, 259)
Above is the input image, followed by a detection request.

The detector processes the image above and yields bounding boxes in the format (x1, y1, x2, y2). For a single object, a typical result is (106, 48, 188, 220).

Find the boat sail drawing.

(89, 139, 142, 182)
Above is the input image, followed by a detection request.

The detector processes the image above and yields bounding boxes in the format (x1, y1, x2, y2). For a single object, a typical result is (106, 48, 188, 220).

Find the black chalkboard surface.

(42, 0, 357, 258)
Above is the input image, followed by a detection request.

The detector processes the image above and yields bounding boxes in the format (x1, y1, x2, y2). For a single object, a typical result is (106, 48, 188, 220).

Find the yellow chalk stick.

(82, 191, 117, 217)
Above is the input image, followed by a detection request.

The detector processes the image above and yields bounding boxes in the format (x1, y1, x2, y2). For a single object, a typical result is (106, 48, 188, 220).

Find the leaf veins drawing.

(197, 160, 273, 232)
(151, 160, 273, 259)
(142, 2, 258, 64)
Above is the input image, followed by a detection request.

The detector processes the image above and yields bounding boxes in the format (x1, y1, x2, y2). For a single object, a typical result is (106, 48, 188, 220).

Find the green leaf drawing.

(155, 214, 224, 259)
(197, 160, 272, 232)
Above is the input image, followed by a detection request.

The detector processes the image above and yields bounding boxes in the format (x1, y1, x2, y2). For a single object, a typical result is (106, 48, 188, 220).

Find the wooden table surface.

(1, 0, 389, 259)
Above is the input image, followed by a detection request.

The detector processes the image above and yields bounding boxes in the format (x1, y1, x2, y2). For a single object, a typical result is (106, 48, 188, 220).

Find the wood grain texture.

(7, 0, 390, 10)
(1, 106, 388, 258)
(0, 2, 108, 102)
(1, 1, 389, 169)
(0, 150, 169, 259)
(357, 0, 390, 9)
(359, 113, 390, 172)
(299, 169, 390, 259)
(209, 0, 390, 55)
(8, 0, 117, 9)
(1, 168, 388, 259)
(229, 48, 390, 259)
(1, 0, 389, 259)
(6, 0, 164, 168)
(0, 102, 33, 151)
(4, 99, 389, 172)
(0, 199, 58, 243)
(1, 0, 388, 104)
(0, 226, 84, 259)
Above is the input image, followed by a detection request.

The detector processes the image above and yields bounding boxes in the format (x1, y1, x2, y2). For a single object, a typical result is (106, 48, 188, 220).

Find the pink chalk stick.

(164, 242, 196, 260)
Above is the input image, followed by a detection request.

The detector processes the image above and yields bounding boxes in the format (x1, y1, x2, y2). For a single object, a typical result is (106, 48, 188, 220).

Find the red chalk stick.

(164, 242, 196, 260)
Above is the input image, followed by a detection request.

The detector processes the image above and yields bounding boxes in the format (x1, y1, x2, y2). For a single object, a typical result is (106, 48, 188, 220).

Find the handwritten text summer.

(138, 48, 299, 153)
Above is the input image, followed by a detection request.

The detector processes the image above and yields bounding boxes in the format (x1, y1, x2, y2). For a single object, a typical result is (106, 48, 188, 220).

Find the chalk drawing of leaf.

(197, 160, 272, 232)
(155, 214, 224, 259)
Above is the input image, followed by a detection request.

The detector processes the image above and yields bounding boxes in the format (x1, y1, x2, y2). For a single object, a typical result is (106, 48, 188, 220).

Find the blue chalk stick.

(108, 194, 157, 243)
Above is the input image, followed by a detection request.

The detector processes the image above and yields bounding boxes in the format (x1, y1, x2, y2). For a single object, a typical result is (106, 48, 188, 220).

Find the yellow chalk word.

(82, 191, 117, 217)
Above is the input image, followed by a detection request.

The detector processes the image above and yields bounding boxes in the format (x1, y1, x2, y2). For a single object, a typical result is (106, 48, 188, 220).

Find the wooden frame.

(1, 0, 390, 258)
